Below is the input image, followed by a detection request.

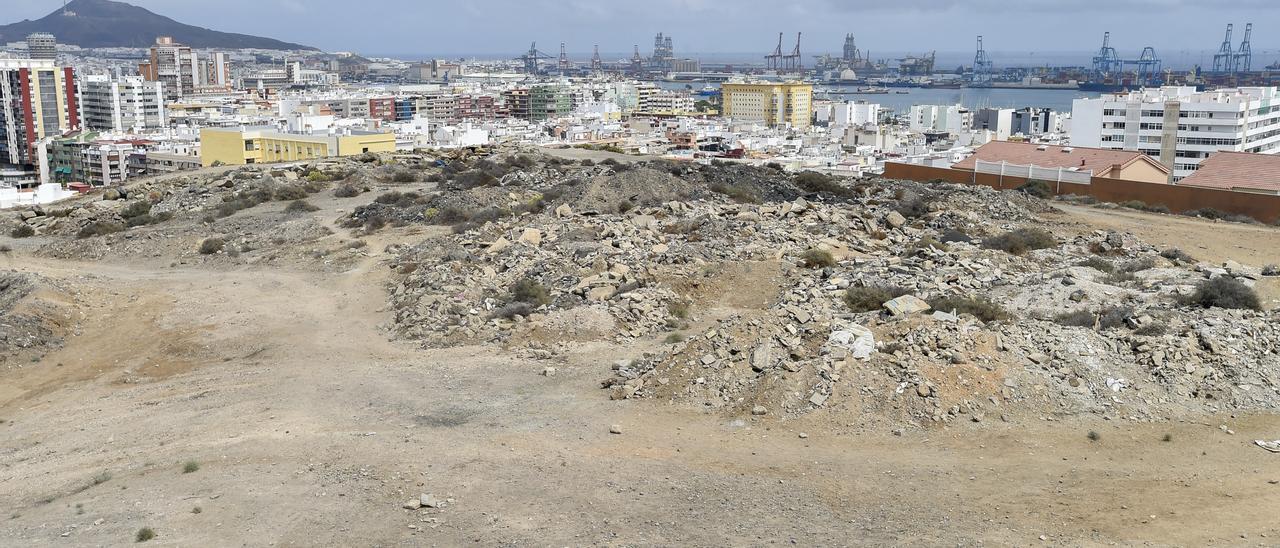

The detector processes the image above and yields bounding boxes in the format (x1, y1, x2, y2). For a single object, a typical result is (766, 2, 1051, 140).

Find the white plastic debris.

(1255, 439, 1280, 453)
(1105, 377, 1127, 392)
(827, 324, 875, 360)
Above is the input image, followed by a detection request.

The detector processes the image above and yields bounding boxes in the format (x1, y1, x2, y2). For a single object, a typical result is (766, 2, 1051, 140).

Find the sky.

(6, 0, 1280, 62)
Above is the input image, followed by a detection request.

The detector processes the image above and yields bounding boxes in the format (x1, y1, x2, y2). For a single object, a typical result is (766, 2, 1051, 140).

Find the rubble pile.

(374, 152, 1278, 423)
(0, 271, 70, 362)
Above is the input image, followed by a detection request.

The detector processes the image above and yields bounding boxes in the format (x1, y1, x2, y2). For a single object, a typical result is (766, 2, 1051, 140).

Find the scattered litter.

(1255, 440, 1280, 453)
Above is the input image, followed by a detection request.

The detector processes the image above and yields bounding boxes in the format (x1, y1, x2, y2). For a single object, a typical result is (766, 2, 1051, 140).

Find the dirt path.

(2, 220, 1279, 545)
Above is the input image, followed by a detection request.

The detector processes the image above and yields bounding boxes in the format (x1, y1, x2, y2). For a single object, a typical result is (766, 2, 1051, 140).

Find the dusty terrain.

(2, 154, 1279, 546)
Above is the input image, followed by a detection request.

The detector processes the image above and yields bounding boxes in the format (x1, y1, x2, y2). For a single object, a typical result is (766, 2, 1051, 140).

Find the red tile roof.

(1178, 151, 1280, 194)
(952, 141, 1168, 177)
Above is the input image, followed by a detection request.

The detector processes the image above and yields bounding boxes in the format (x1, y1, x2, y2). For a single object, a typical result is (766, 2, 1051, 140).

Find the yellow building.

(200, 126, 395, 167)
(721, 82, 813, 128)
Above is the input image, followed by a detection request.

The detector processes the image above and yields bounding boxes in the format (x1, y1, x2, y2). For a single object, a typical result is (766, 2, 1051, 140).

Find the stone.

(750, 343, 774, 372)
(883, 295, 931, 317)
(609, 424, 623, 434)
(517, 228, 542, 246)
(700, 354, 718, 365)
(587, 286, 616, 301)
(751, 405, 768, 416)
(631, 215, 657, 230)
(403, 499, 422, 509)
(651, 243, 669, 253)
(809, 392, 829, 406)
(554, 204, 573, 217)
(420, 493, 441, 508)
(541, 367, 557, 377)
(916, 384, 933, 398)
(485, 237, 511, 254)
(885, 210, 907, 228)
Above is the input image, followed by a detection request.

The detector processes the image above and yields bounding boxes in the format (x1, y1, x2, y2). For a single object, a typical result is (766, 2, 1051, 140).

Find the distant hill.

(0, 0, 316, 51)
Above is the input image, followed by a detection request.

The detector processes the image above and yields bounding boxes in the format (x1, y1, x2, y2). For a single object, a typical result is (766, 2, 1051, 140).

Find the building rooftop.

(1178, 151, 1280, 195)
(952, 141, 1169, 177)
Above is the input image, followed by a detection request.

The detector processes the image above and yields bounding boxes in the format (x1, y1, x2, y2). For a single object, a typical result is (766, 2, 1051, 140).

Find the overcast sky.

(6, 0, 1280, 58)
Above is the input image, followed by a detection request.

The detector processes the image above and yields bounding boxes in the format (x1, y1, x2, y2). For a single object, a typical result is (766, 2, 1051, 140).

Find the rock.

(798, 432, 809, 439)
(631, 215, 656, 230)
(609, 424, 623, 434)
(883, 295, 931, 317)
(541, 367, 557, 377)
(651, 243, 669, 253)
(587, 285, 615, 301)
(420, 493, 442, 508)
(517, 228, 542, 246)
(885, 210, 907, 228)
(700, 354, 718, 365)
(750, 343, 774, 372)
(751, 405, 768, 416)
(403, 499, 422, 509)
(554, 204, 573, 217)
(916, 384, 933, 398)
(809, 392, 829, 406)
(827, 324, 875, 359)
(485, 237, 511, 254)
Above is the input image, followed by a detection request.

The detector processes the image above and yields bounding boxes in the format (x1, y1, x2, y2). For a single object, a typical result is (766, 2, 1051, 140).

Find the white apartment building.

(818, 101, 880, 127)
(80, 76, 167, 133)
(1072, 86, 1280, 181)
(908, 104, 970, 136)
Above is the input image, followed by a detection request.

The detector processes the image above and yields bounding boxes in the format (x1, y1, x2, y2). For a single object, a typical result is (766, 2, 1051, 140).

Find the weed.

(76, 221, 125, 239)
(664, 333, 687, 344)
(198, 238, 225, 255)
(333, 185, 361, 198)
(1077, 257, 1115, 273)
(1016, 180, 1053, 199)
(667, 300, 690, 319)
(1182, 277, 1261, 311)
(1119, 256, 1157, 273)
(1133, 322, 1168, 336)
(927, 295, 1008, 322)
(1160, 248, 1195, 264)
(136, 527, 156, 542)
(708, 182, 761, 204)
(617, 199, 635, 213)
(1162, 433, 1173, 442)
(92, 471, 112, 485)
(390, 170, 417, 183)
(511, 278, 551, 307)
(799, 249, 836, 268)
(10, 224, 35, 238)
(982, 227, 1056, 255)
(182, 460, 200, 474)
(794, 171, 849, 196)
(491, 302, 535, 319)
(1262, 264, 1279, 277)
(844, 285, 908, 313)
(1054, 309, 1096, 328)
(1087, 430, 1101, 442)
(284, 200, 320, 213)
(1106, 271, 1137, 285)
(192, 506, 202, 514)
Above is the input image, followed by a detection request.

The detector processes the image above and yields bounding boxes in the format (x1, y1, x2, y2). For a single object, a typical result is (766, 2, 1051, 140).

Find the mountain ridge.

(0, 0, 316, 51)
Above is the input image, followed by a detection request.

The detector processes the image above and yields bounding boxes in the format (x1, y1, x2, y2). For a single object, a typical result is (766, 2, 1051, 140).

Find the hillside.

(0, 0, 315, 51)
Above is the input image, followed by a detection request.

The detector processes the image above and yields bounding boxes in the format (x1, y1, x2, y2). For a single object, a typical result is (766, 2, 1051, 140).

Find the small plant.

(794, 171, 850, 196)
(1119, 256, 1157, 273)
(284, 200, 320, 213)
(1182, 277, 1261, 311)
(1087, 430, 1101, 442)
(1016, 180, 1053, 199)
(10, 224, 35, 238)
(92, 471, 113, 485)
(333, 185, 361, 198)
(492, 302, 535, 319)
(667, 301, 690, 319)
(708, 182, 761, 204)
(927, 295, 1008, 322)
(664, 333, 686, 344)
(799, 249, 836, 269)
(1077, 257, 1115, 273)
(939, 229, 973, 244)
(894, 194, 933, 218)
(76, 221, 125, 239)
(272, 185, 308, 201)
(1263, 264, 1279, 277)
(617, 199, 634, 213)
(182, 460, 200, 474)
(198, 238, 225, 255)
(1053, 309, 1096, 328)
(511, 278, 551, 307)
(1162, 433, 1173, 442)
(1105, 271, 1137, 285)
(1133, 322, 1168, 336)
(192, 506, 202, 514)
(136, 527, 156, 542)
(1160, 248, 1195, 264)
(844, 285, 908, 312)
(305, 170, 332, 182)
(982, 227, 1056, 255)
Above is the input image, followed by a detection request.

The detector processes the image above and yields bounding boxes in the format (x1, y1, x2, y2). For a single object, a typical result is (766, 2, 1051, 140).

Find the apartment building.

(817, 101, 879, 126)
(80, 75, 167, 133)
(0, 58, 80, 186)
(1071, 86, 1280, 181)
(25, 33, 57, 60)
(721, 82, 813, 128)
(908, 104, 970, 136)
(200, 126, 395, 167)
(139, 36, 195, 100)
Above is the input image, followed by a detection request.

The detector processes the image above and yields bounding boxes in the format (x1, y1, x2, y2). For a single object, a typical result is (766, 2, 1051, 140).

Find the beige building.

(721, 82, 813, 128)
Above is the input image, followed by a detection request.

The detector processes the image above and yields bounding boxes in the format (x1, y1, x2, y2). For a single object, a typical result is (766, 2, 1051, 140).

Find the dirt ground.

(2, 189, 1279, 546)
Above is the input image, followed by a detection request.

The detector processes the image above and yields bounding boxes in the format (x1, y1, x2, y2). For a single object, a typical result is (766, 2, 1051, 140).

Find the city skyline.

(5, 0, 1280, 56)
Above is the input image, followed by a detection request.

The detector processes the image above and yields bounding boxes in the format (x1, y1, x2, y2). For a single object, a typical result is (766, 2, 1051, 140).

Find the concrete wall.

(883, 162, 1280, 224)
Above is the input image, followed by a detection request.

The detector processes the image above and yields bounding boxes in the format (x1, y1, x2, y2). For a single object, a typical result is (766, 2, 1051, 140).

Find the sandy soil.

(1, 192, 1279, 546)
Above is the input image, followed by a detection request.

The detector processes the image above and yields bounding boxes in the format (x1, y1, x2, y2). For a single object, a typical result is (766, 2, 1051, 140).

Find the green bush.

(120, 200, 153, 219)
(305, 170, 332, 182)
(136, 527, 156, 542)
(928, 295, 1008, 322)
(794, 171, 849, 196)
(1054, 309, 1095, 327)
(799, 249, 836, 268)
(390, 170, 417, 183)
(1160, 248, 1195, 263)
(10, 224, 35, 238)
(333, 185, 361, 198)
(511, 278, 551, 307)
(844, 285, 908, 312)
(182, 460, 200, 473)
(982, 227, 1056, 255)
(1182, 277, 1261, 311)
(273, 185, 308, 201)
(1119, 256, 1157, 273)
